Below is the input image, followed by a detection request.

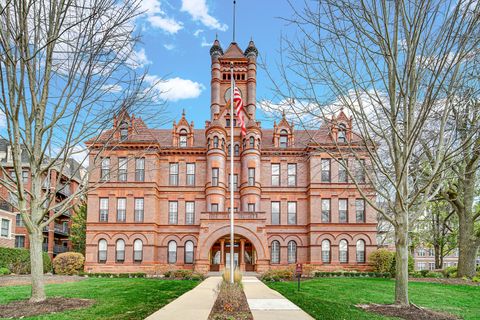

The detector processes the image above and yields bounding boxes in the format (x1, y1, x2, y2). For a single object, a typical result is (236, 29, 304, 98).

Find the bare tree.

(264, 0, 479, 305)
(0, 0, 164, 302)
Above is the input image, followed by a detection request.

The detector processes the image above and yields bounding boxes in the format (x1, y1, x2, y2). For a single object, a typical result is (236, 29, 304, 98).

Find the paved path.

(145, 276, 222, 320)
(242, 276, 314, 320)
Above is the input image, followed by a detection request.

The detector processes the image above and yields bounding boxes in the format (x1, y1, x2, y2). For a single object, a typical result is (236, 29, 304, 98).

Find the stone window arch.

(339, 239, 348, 263)
(168, 240, 177, 264)
(321, 239, 331, 263)
(179, 129, 188, 147)
(116, 239, 125, 262)
(271, 240, 280, 264)
(356, 239, 365, 263)
(287, 240, 297, 264)
(185, 240, 194, 264)
(279, 129, 288, 148)
(98, 239, 107, 263)
(134, 239, 143, 262)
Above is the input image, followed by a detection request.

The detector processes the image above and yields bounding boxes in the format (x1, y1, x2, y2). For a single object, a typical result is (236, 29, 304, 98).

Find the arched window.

(321, 240, 330, 263)
(179, 129, 188, 147)
(207, 138, 210, 150)
(279, 130, 288, 148)
(339, 240, 348, 263)
(234, 144, 240, 156)
(222, 138, 225, 150)
(338, 123, 347, 143)
(168, 240, 177, 264)
(356, 239, 365, 263)
(98, 239, 107, 263)
(249, 136, 255, 148)
(119, 122, 128, 141)
(134, 239, 143, 262)
(287, 240, 297, 264)
(185, 240, 194, 264)
(213, 136, 219, 148)
(271, 240, 280, 264)
(227, 144, 231, 156)
(243, 139, 246, 150)
(116, 239, 125, 262)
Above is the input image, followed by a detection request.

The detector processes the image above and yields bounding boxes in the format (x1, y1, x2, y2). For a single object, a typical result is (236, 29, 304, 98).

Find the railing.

(54, 245, 69, 254)
(56, 183, 71, 197)
(201, 211, 266, 220)
(42, 243, 48, 252)
(0, 200, 13, 212)
(54, 223, 69, 235)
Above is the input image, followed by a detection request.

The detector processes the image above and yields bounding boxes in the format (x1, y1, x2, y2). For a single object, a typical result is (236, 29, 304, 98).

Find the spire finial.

(182, 109, 186, 117)
(215, 33, 218, 40)
(232, 0, 236, 43)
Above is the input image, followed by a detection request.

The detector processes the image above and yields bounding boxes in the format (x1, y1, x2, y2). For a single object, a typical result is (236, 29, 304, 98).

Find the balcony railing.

(42, 243, 48, 252)
(53, 245, 68, 254)
(54, 223, 69, 236)
(0, 200, 13, 212)
(201, 211, 266, 220)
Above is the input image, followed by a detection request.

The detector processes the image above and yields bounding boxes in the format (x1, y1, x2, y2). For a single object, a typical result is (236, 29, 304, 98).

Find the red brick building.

(84, 40, 377, 274)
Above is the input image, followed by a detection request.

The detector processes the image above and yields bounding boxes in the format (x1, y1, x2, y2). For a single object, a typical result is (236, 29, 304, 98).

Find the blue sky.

(134, 0, 295, 128)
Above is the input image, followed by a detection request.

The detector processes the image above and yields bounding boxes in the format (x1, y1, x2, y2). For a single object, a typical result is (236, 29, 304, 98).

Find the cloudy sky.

(134, 0, 294, 128)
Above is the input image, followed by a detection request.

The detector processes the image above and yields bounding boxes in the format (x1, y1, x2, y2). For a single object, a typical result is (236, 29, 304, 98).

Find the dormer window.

(179, 129, 187, 147)
(279, 130, 288, 148)
(338, 123, 347, 143)
(119, 122, 128, 141)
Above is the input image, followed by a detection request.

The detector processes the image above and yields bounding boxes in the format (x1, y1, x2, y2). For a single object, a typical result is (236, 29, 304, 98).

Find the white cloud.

(181, 0, 228, 31)
(127, 48, 151, 69)
(193, 29, 204, 37)
(145, 75, 205, 101)
(139, 0, 184, 34)
(164, 44, 175, 50)
(201, 36, 211, 47)
(101, 84, 123, 93)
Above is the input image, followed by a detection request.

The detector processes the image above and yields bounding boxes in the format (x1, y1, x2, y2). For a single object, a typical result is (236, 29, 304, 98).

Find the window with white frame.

(185, 240, 194, 264)
(15, 235, 25, 248)
(22, 170, 29, 183)
(134, 198, 144, 222)
(355, 159, 366, 183)
(16, 214, 24, 227)
(169, 163, 179, 186)
(271, 163, 280, 186)
(248, 168, 255, 186)
(117, 198, 126, 222)
(271, 202, 280, 225)
(133, 239, 143, 262)
(116, 239, 125, 262)
(168, 241, 177, 264)
(356, 199, 365, 222)
(213, 136, 219, 148)
(287, 164, 296, 187)
(322, 240, 331, 263)
(1, 219, 10, 237)
(99, 198, 109, 222)
(279, 130, 288, 148)
(339, 239, 348, 263)
(338, 159, 348, 183)
(356, 239, 366, 263)
(135, 158, 145, 182)
(98, 239, 107, 263)
(287, 240, 297, 263)
(211, 203, 219, 212)
(169, 201, 178, 224)
(186, 163, 195, 186)
(338, 123, 347, 142)
(287, 201, 297, 225)
(118, 157, 127, 181)
(321, 159, 331, 182)
(212, 168, 219, 187)
(321, 199, 331, 223)
(271, 241, 280, 264)
(100, 157, 110, 181)
(179, 129, 188, 147)
(228, 174, 238, 191)
(185, 201, 195, 225)
(248, 203, 255, 212)
(339, 199, 348, 223)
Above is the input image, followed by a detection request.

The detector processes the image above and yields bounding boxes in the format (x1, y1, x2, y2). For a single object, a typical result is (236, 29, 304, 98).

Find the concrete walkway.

(242, 276, 314, 320)
(145, 276, 222, 320)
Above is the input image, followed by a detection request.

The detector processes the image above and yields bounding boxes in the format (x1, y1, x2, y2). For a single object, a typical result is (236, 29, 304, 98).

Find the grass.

(266, 278, 480, 320)
(0, 278, 199, 320)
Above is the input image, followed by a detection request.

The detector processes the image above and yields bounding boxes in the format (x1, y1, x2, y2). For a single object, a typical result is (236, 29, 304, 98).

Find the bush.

(52, 252, 84, 275)
(369, 249, 394, 273)
(261, 269, 294, 281)
(0, 247, 52, 274)
(443, 266, 457, 278)
(163, 269, 204, 280)
(82, 272, 147, 278)
(222, 267, 242, 284)
(390, 253, 414, 276)
(0, 267, 10, 275)
(313, 271, 390, 278)
(425, 271, 444, 278)
(472, 276, 480, 283)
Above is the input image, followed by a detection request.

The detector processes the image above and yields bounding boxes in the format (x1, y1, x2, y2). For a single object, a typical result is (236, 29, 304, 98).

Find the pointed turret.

(210, 38, 224, 58)
(244, 39, 258, 58)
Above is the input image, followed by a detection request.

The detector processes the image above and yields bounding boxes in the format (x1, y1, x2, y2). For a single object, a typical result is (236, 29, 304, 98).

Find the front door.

(225, 252, 239, 268)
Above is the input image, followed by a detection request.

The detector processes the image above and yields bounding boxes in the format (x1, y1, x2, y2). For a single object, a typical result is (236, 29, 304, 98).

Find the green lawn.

(0, 278, 199, 320)
(267, 278, 480, 320)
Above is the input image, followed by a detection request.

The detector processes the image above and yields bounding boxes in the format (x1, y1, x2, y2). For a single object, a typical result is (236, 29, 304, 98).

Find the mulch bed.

(208, 282, 253, 320)
(409, 277, 480, 286)
(0, 275, 86, 287)
(0, 297, 94, 318)
(357, 303, 460, 320)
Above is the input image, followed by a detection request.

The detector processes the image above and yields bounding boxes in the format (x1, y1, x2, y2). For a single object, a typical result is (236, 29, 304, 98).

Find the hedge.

(313, 271, 391, 278)
(0, 247, 52, 274)
(53, 252, 84, 275)
(79, 272, 147, 278)
(163, 270, 205, 280)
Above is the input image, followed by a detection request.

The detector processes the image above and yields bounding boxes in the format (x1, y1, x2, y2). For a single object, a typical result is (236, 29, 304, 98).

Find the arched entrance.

(209, 234, 257, 272)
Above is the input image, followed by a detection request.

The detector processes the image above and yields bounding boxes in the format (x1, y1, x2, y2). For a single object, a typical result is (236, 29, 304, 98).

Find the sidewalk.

(242, 276, 314, 320)
(145, 276, 222, 320)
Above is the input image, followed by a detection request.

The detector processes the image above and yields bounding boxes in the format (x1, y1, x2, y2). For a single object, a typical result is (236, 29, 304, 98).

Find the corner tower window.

(179, 129, 187, 147)
(338, 123, 347, 142)
(279, 130, 288, 148)
(120, 122, 128, 141)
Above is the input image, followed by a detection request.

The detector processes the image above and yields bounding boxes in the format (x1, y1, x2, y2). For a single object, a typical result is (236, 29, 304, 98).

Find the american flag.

(233, 87, 246, 136)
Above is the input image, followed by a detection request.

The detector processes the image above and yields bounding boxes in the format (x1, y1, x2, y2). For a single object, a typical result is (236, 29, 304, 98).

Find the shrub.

(443, 266, 457, 278)
(369, 249, 394, 273)
(472, 276, 480, 283)
(261, 269, 294, 281)
(0, 267, 10, 275)
(83, 272, 147, 278)
(313, 271, 391, 278)
(390, 253, 414, 276)
(0, 247, 52, 274)
(52, 252, 84, 275)
(425, 271, 444, 278)
(163, 269, 204, 280)
(222, 267, 242, 283)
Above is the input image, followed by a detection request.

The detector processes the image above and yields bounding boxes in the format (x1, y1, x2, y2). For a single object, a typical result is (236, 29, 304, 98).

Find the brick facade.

(85, 40, 377, 274)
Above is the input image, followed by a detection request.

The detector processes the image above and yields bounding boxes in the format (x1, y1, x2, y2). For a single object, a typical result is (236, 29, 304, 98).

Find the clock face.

(224, 87, 242, 102)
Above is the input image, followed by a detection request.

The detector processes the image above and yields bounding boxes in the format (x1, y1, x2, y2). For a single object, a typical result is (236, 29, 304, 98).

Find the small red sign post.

(296, 263, 302, 291)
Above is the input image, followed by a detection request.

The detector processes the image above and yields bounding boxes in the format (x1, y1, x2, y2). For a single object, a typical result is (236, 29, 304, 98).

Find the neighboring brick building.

(0, 204, 15, 248)
(85, 39, 377, 274)
(413, 247, 480, 271)
(0, 138, 84, 257)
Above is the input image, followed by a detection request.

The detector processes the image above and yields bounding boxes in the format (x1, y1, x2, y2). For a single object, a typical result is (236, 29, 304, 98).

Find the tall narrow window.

(279, 130, 288, 148)
(356, 199, 365, 222)
(15, 235, 25, 248)
(339, 199, 348, 223)
(322, 240, 331, 263)
(186, 163, 195, 186)
(169, 163, 179, 186)
(185, 240, 194, 264)
(117, 198, 126, 222)
(287, 164, 297, 186)
(271, 202, 280, 225)
(99, 198, 109, 222)
(118, 157, 127, 182)
(133, 239, 143, 262)
(338, 159, 348, 183)
(1, 219, 9, 237)
(212, 168, 219, 186)
(211, 203, 219, 212)
(16, 214, 24, 227)
(355, 159, 366, 183)
(287, 241, 297, 263)
(271, 241, 280, 264)
(229, 174, 238, 191)
(338, 123, 347, 142)
(134, 198, 144, 222)
(135, 158, 145, 182)
(339, 239, 348, 263)
(22, 170, 28, 183)
(179, 129, 188, 147)
(271, 163, 280, 186)
(321, 159, 331, 182)
(356, 240, 366, 263)
(248, 203, 255, 212)
(287, 201, 297, 225)
(120, 123, 128, 141)
(321, 199, 331, 223)
(248, 168, 255, 186)
(98, 239, 107, 263)
(116, 239, 125, 262)
(185, 201, 195, 225)
(168, 241, 177, 264)
(226, 118, 231, 127)
(234, 144, 240, 156)
(100, 157, 110, 181)
(213, 136, 219, 148)
(249, 136, 255, 148)
(169, 201, 178, 224)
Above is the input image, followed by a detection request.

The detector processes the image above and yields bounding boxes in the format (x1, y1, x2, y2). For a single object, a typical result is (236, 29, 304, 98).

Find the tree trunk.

(434, 244, 441, 269)
(457, 218, 478, 278)
(395, 222, 409, 305)
(29, 229, 46, 302)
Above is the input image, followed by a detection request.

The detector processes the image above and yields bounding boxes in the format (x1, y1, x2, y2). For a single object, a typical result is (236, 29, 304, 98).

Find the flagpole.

(229, 62, 235, 284)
